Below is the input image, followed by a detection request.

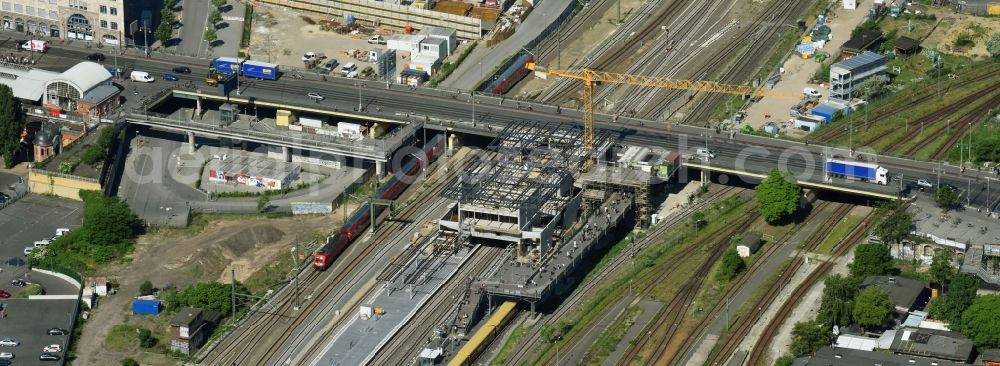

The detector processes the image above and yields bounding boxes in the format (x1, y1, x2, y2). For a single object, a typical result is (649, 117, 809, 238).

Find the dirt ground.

(248, 5, 407, 80)
(73, 214, 339, 366)
(925, 12, 1000, 58)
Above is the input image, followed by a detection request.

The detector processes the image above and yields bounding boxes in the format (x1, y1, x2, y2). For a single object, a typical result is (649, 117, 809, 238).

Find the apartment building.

(829, 51, 887, 102)
(0, 0, 128, 44)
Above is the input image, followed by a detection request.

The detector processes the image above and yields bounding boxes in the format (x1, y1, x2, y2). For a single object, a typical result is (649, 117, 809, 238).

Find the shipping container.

(211, 57, 245, 75)
(825, 159, 888, 184)
(242, 60, 279, 80)
(132, 298, 162, 315)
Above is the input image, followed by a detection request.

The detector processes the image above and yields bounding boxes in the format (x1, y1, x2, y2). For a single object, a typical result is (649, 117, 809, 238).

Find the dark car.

(0, 358, 11, 366)
(0, 290, 9, 299)
(172, 66, 191, 74)
(39, 353, 61, 361)
(46, 328, 68, 336)
(86, 53, 105, 61)
(10, 279, 26, 287)
(163, 73, 179, 82)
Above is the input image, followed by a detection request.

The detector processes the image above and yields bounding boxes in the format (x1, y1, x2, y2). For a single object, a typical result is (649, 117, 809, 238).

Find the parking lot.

(0, 172, 83, 365)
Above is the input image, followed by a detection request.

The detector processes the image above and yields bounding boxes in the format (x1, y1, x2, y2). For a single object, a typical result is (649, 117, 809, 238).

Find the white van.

(34, 240, 51, 248)
(55, 228, 71, 237)
(340, 62, 357, 77)
(21, 40, 49, 53)
(695, 148, 716, 159)
(23, 247, 33, 256)
(130, 71, 155, 82)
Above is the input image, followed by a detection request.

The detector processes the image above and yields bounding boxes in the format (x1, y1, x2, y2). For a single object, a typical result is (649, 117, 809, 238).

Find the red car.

(0, 290, 10, 298)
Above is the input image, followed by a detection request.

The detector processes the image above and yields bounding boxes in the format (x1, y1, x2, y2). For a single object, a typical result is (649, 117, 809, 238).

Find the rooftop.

(842, 29, 884, 51)
(889, 327, 975, 362)
(832, 51, 886, 73)
(418, 26, 457, 38)
(170, 307, 202, 326)
(80, 84, 120, 105)
(895, 36, 921, 52)
(860, 276, 927, 311)
(793, 346, 968, 366)
(0, 61, 111, 101)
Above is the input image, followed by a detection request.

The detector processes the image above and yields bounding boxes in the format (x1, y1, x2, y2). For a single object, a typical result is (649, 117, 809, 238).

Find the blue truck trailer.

(211, 57, 245, 75)
(242, 60, 279, 80)
(825, 159, 888, 184)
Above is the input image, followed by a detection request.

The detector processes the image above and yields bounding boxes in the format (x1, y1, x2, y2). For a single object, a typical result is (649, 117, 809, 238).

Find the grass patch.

(243, 251, 298, 294)
(105, 324, 141, 352)
(585, 305, 643, 365)
(815, 214, 864, 254)
(490, 325, 529, 366)
(15, 283, 44, 298)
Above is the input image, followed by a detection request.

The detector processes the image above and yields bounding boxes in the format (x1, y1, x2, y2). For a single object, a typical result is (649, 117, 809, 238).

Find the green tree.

(929, 249, 954, 291)
(81, 193, 139, 249)
(715, 247, 745, 282)
(849, 243, 897, 277)
(211, 0, 227, 8)
(165, 281, 248, 316)
(121, 358, 140, 366)
(961, 295, 1000, 348)
(855, 76, 889, 99)
(209, 9, 223, 25)
(155, 21, 173, 45)
(139, 280, 154, 296)
(774, 355, 794, 366)
(817, 274, 861, 327)
(137, 328, 155, 348)
(988, 32, 1000, 60)
(257, 195, 270, 213)
(0, 85, 23, 168)
(755, 169, 801, 224)
(204, 28, 218, 46)
(929, 273, 978, 328)
(872, 200, 912, 244)
(790, 320, 830, 356)
(853, 287, 893, 329)
(934, 186, 960, 208)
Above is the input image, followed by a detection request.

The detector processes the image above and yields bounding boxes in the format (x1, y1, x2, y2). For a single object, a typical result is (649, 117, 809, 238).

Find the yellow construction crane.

(526, 63, 801, 167)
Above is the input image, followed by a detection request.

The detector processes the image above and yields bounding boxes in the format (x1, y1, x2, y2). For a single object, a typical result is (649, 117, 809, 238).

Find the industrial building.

(859, 276, 929, 315)
(888, 327, 976, 363)
(829, 51, 887, 102)
(206, 155, 303, 190)
(0, 61, 119, 123)
(0, 0, 135, 44)
(793, 346, 968, 366)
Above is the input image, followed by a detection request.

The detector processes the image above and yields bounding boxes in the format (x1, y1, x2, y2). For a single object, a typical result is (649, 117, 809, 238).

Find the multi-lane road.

(21, 43, 1000, 212)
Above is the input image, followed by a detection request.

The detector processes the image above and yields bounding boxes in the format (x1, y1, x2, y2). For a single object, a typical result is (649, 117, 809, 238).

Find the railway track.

(813, 66, 1000, 144)
(922, 92, 1000, 160)
(501, 185, 744, 365)
(368, 246, 503, 366)
(201, 148, 479, 365)
(699, 202, 853, 366)
(874, 88, 1000, 158)
(614, 208, 763, 366)
(743, 209, 874, 366)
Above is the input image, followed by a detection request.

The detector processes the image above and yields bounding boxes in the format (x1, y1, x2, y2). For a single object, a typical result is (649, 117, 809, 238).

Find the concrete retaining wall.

(258, 0, 483, 39)
(33, 268, 83, 290)
(28, 169, 101, 201)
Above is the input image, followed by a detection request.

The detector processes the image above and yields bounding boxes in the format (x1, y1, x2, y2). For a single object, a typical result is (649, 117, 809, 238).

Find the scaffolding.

(577, 163, 652, 227)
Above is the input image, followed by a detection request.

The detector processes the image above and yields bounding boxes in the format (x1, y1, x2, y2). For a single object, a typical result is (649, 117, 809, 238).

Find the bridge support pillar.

(701, 169, 709, 187)
(186, 132, 196, 154)
(376, 160, 385, 178)
(282, 146, 291, 162)
(195, 97, 202, 118)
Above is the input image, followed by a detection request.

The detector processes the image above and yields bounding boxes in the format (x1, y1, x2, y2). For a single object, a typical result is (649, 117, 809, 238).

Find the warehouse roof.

(833, 51, 885, 73)
(54, 62, 112, 93)
(0, 61, 111, 102)
(793, 346, 968, 366)
(418, 26, 456, 38)
(842, 29, 883, 51)
(80, 84, 119, 104)
(860, 276, 926, 312)
(889, 327, 975, 362)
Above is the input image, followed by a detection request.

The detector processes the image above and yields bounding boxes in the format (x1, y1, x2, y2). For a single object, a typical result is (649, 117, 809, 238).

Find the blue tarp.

(812, 104, 838, 122)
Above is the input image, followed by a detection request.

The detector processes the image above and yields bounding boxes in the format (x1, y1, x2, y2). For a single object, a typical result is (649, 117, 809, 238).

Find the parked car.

(172, 66, 191, 74)
(22, 247, 33, 256)
(42, 344, 61, 353)
(0, 358, 10, 366)
(163, 73, 179, 82)
(803, 87, 822, 97)
(916, 179, 933, 189)
(45, 328, 68, 336)
(695, 148, 716, 159)
(0, 352, 12, 359)
(10, 279, 26, 287)
(85, 52, 105, 61)
(39, 353, 61, 361)
(0, 291, 10, 299)
(0, 339, 17, 347)
(307, 92, 324, 101)
(320, 59, 339, 74)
